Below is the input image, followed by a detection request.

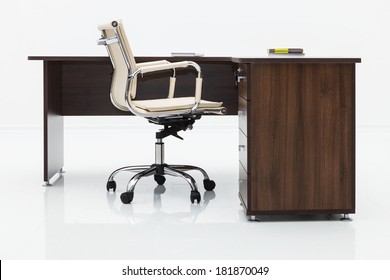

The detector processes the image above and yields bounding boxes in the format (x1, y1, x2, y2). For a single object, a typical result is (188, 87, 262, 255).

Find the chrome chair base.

(106, 138, 215, 204)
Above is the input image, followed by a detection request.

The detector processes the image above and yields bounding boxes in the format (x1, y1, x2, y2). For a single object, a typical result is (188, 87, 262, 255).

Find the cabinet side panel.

(250, 63, 355, 212)
(301, 64, 354, 211)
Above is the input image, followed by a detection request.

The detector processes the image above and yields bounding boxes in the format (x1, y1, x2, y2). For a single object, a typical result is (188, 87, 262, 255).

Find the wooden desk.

(28, 56, 237, 184)
(29, 56, 360, 217)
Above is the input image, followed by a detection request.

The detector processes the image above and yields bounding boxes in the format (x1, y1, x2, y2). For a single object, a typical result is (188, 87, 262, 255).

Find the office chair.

(97, 20, 226, 204)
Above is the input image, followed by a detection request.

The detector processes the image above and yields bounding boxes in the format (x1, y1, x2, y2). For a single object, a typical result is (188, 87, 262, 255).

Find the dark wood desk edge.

(28, 56, 110, 62)
(232, 57, 361, 63)
(28, 56, 361, 64)
(27, 56, 233, 62)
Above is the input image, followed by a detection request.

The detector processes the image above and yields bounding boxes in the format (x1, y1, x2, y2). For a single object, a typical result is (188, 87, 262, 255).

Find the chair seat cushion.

(132, 97, 223, 112)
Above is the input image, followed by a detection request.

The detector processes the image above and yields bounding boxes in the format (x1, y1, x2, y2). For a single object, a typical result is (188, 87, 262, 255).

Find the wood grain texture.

(61, 60, 237, 115)
(248, 63, 355, 213)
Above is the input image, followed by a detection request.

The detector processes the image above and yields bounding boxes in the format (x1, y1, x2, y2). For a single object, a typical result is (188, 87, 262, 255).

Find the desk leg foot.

(248, 215, 259, 222)
(340, 214, 352, 221)
(42, 167, 64, 187)
(42, 181, 52, 187)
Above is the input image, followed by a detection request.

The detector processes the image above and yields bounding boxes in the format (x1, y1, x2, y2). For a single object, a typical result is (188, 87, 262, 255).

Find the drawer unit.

(237, 63, 251, 214)
(238, 129, 248, 174)
(238, 95, 249, 137)
(239, 162, 248, 210)
(236, 62, 356, 218)
(237, 64, 249, 100)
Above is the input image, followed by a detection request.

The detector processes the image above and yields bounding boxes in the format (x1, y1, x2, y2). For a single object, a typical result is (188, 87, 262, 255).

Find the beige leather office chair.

(98, 20, 226, 204)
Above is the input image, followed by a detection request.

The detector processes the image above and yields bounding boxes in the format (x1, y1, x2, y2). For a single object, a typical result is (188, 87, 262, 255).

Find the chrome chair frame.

(99, 20, 222, 204)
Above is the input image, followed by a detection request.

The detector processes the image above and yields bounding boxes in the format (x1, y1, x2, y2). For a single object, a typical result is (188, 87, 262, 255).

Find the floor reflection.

(105, 184, 216, 224)
(42, 177, 356, 260)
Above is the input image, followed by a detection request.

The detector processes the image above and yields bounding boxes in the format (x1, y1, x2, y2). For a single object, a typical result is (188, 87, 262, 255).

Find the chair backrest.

(98, 20, 137, 111)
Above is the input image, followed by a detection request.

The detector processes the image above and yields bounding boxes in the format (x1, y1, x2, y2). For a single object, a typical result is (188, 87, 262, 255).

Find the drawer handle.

(237, 75, 247, 83)
(238, 145, 246, 151)
(234, 67, 247, 85)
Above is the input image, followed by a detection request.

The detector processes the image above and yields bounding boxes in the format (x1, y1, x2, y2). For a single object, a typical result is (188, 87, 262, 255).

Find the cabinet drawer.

(238, 95, 249, 137)
(237, 64, 249, 100)
(239, 162, 248, 209)
(239, 129, 248, 173)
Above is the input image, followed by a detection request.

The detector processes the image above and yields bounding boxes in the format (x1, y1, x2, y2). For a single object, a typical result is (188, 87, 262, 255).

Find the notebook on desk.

(171, 52, 205, 57)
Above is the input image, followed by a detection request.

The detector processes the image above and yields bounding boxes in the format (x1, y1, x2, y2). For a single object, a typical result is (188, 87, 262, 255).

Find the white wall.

(0, 0, 388, 127)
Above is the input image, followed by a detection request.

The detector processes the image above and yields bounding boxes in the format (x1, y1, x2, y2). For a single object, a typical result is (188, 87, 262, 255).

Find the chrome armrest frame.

(98, 21, 206, 118)
(97, 36, 119, 46)
(187, 62, 202, 112)
(128, 61, 203, 114)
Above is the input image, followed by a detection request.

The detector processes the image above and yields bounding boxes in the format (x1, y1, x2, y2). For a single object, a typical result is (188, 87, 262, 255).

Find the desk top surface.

(28, 56, 361, 64)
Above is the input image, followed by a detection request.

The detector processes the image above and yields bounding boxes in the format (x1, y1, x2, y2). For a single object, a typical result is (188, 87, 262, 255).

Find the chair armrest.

(131, 61, 203, 111)
(137, 61, 191, 75)
(97, 37, 118, 46)
(136, 60, 170, 68)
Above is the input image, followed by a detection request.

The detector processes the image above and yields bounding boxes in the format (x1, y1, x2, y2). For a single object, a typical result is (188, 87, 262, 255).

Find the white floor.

(1, 117, 390, 260)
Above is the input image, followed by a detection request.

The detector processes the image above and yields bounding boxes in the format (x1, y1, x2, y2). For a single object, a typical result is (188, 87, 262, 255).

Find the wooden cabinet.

(237, 62, 356, 216)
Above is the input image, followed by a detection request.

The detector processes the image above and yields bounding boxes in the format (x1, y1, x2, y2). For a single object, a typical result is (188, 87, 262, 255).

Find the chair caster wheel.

(203, 179, 216, 191)
(120, 192, 134, 204)
(154, 175, 166, 185)
(190, 190, 201, 204)
(106, 180, 116, 192)
(154, 184, 166, 194)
